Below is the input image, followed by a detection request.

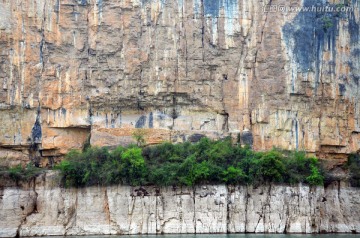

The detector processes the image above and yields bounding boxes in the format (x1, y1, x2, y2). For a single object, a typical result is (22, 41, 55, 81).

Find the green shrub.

(121, 148, 146, 186)
(0, 163, 43, 183)
(57, 151, 86, 187)
(8, 165, 23, 182)
(201, 137, 233, 164)
(222, 166, 246, 184)
(110, 146, 125, 160)
(56, 147, 110, 187)
(98, 146, 124, 185)
(148, 162, 181, 186)
(305, 158, 324, 186)
(322, 16, 334, 31)
(284, 151, 312, 184)
(143, 142, 179, 164)
(177, 155, 200, 186)
(348, 154, 360, 187)
(258, 150, 286, 183)
(57, 138, 325, 187)
(23, 164, 44, 181)
(132, 129, 147, 147)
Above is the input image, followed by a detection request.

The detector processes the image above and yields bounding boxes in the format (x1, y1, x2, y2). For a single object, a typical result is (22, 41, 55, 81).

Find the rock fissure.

(16, 179, 38, 238)
(226, 185, 230, 233)
(64, 189, 78, 235)
(200, 0, 205, 62)
(244, 186, 249, 232)
(193, 186, 196, 234)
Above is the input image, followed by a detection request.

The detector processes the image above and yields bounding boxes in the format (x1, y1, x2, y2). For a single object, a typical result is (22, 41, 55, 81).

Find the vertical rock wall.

(0, 172, 359, 237)
(0, 0, 360, 165)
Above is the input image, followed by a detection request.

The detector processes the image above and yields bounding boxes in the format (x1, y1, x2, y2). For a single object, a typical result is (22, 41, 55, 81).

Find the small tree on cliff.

(132, 129, 147, 147)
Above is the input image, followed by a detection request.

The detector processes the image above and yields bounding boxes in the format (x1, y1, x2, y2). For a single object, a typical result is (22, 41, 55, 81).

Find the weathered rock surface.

(1, 0, 360, 165)
(0, 172, 359, 237)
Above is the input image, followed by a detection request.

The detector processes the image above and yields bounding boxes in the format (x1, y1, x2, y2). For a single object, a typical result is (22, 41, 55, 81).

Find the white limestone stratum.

(0, 172, 359, 237)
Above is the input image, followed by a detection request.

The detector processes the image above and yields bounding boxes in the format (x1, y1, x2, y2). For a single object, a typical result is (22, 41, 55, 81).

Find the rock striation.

(1, 0, 360, 165)
(0, 172, 359, 237)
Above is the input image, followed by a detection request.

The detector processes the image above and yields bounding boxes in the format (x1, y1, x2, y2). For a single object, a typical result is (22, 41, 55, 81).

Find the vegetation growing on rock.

(55, 137, 325, 187)
(348, 153, 360, 187)
(0, 164, 43, 184)
(4, 137, 360, 188)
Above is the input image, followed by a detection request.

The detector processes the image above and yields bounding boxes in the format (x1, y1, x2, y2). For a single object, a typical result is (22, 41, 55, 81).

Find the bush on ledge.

(56, 137, 325, 188)
(0, 164, 43, 184)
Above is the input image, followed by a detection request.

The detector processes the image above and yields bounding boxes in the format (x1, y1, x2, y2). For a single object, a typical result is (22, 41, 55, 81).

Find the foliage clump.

(132, 129, 147, 147)
(56, 146, 146, 187)
(348, 154, 360, 187)
(56, 137, 325, 187)
(0, 164, 43, 183)
(321, 16, 334, 31)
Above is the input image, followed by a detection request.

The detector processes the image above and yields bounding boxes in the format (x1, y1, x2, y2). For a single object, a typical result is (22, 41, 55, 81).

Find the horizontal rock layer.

(0, 172, 359, 237)
(1, 0, 360, 165)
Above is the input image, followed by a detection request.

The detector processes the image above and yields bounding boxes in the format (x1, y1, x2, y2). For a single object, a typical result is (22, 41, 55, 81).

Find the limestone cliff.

(0, 172, 359, 237)
(1, 0, 360, 165)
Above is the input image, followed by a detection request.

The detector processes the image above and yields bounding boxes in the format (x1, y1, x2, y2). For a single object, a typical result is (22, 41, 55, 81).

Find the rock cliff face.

(1, 0, 360, 165)
(0, 172, 359, 237)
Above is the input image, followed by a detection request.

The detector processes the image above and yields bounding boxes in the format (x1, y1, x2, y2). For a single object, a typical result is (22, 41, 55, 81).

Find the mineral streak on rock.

(0, 0, 360, 165)
(0, 172, 359, 237)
